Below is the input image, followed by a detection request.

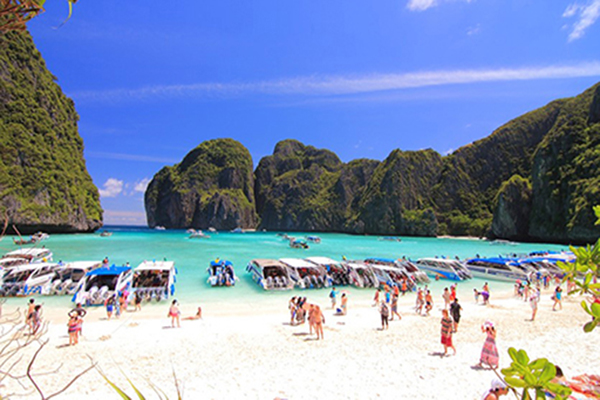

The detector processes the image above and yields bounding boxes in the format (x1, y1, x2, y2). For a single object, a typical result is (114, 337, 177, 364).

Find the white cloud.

(467, 24, 481, 36)
(72, 62, 600, 104)
(406, 0, 474, 12)
(563, 0, 600, 41)
(134, 178, 151, 193)
(98, 178, 124, 198)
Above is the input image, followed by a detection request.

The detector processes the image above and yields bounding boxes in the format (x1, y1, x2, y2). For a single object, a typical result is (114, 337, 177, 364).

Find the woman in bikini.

(168, 300, 181, 328)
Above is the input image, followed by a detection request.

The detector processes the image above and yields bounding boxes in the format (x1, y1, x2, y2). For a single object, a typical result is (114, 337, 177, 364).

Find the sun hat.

(491, 378, 507, 390)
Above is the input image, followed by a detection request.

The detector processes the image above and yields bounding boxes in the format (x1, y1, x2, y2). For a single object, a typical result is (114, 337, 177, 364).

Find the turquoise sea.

(0, 227, 569, 311)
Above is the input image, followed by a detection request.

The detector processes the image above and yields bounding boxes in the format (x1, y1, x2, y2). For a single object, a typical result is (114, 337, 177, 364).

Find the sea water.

(0, 227, 568, 312)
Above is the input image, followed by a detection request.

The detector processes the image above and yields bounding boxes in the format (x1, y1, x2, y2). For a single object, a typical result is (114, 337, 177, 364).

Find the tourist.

(552, 286, 563, 311)
(183, 307, 203, 320)
(529, 287, 539, 321)
(289, 297, 297, 325)
(339, 293, 348, 315)
(449, 298, 462, 332)
(308, 304, 316, 335)
(390, 293, 401, 321)
(482, 283, 490, 305)
(68, 315, 81, 346)
(478, 321, 499, 369)
(168, 299, 181, 328)
(26, 298, 35, 324)
(105, 295, 116, 320)
(312, 305, 325, 340)
(29, 304, 42, 335)
(416, 288, 424, 314)
(442, 287, 451, 309)
(449, 285, 457, 302)
(329, 287, 338, 309)
(425, 290, 433, 316)
(474, 288, 480, 304)
(400, 279, 408, 296)
(134, 291, 142, 312)
(373, 288, 381, 306)
(379, 301, 389, 330)
(440, 309, 455, 356)
(481, 378, 509, 400)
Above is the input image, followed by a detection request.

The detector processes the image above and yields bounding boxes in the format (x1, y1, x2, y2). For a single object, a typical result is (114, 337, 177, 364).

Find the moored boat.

(416, 258, 472, 281)
(246, 259, 294, 290)
(305, 256, 355, 286)
(2, 248, 53, 264)
(280, 258, 329, 289)
(72, 264, 133, 305)
(207, 259, 236, 287)
(131, 260, 176, 301)
(343, 262, 378, 288)
(0, 262, 60, 296)
(464, 257, 528, 282)
(50, 261, 102, 295)
(306, 236, 321, 244)
(289, 239, 309, 249)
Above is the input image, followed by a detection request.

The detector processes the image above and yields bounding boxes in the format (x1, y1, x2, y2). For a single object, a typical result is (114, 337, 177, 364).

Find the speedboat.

(380, 237, 402, 242)
(0, 262, 60, 296)
(464, 257, 529, 282)
(246, 259, 294, 290)
(364, 258, 423, 287)
(280, 258, 329, 289)
(32, 232, 49, 241)
(397, 260, 431, 284)
(207, 259, 236, 287)
(131, 260, 176, 301)
(305, 256, 356, 286)
(50, 261, 102, 295)
(306, 236, 321, 244)
(3, 247, 53, 264)
(72, 264, 133, 305)
(289, 239, 309, 249)
(416, 258, 472, 281)
(189, 230, 210, 239)
(344, 262, 378, 288)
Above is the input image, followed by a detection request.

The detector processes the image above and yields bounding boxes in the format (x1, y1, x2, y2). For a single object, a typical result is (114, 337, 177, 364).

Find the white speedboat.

(280, 258, 329, 289)
(343, 262, 378, 288)
(364, 258, 419, 288)
(464, 257, 528, 282)
(416, 258, 472, 281)
(189, 230, 210, 239)
(305, 256, 356, 286)
(72, 264, 133, 305)
(246, 259, 294, 290)
(2, 247, 53, 264)
(50, 261, 102, 295)
(207, 259, 236, 287)
(0, 262, 59, 296)
(131, 260, 176, 301)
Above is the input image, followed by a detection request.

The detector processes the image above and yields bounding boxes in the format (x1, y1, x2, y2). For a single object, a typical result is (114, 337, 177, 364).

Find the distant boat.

(380, 237, 402, 242)
(306, 236, 321, 244)
(189, 230, 210, 239)
(100, 231, 112, 237)
(208, 227, 217, 233)
(155, 226, 166, 231)
(289, 239, 309, 249)
(231, 227, 243, 233)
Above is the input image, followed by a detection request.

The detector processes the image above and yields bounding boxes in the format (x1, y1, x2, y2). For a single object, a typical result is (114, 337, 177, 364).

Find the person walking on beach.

(289, 297, 297, 325)
(68, 315, 81, 346)
(442, 288, 451, 309)
(390, 293, 401, 321)
(329, 287, 338, 309)
(529, 287, 539, 321)
(373, 288, 381, 306)
(440, 309, 456, 356)
(552, 286, 563, 311)
(379, 301, 389, 330)
(481, 379, 509, 400)
(449, 285, 457, 302)
(105, 295, 116, 320)
(478, 321, 499, 369)
(168, 300, 181, 328)
(26, 299, 35, 324)
(425, 290, 433, 316)
(449, 298, 462, 332)
(134, 291, 142, 312)
(416, 288, 424, 314)
(312, 305, 325, 340)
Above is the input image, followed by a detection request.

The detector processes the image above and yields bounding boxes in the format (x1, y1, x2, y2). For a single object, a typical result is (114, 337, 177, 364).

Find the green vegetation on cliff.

(0, 31, 102, 233)
(145, 138, 257, 230)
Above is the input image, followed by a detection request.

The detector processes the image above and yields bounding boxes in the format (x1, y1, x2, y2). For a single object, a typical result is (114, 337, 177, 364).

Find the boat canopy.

(467, 257, 521, 266)
(306, 256, 341, 266)
(86, 265, 131, 276)
(4, 248, 51, 259)
(251, 259, 287, 269)
(365, 257, 397, 264)
(280, 258, 315, 269)
(135, 261, 175, 271)
(210, 259, 232, 267)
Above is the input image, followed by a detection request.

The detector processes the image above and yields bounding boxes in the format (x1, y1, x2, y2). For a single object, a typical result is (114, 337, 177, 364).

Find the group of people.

(288, 296, 326, 339)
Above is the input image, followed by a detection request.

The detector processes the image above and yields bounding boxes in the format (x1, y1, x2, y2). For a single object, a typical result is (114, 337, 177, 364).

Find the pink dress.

(480, 331, 499, 368)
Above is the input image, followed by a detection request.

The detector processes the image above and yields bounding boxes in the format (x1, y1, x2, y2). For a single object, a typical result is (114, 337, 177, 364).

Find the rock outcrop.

(490, 175, 532, 240)
(145, 138, 258, 230)
(0, 31, 102, 233)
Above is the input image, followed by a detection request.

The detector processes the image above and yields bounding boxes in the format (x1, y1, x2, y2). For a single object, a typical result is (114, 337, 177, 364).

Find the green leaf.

(538, 363, 556, 384)
(545, 382, 572, 396)
(583, 320, 597, 333)
(535, 388, 547, 399)
(581, 300, 592, 315)
(524, 371, 537, 386)
(594, 205, 600, 224)
(591, 302, 600, 317)
(517, 349, 530, 365)
(508, 347, 518, 362)
(504, 376, 527, 388)
(529, 359, 547, 370)
(97, 370, 132, 400)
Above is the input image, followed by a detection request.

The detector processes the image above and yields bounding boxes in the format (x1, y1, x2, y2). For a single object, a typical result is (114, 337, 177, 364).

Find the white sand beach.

(3, 288, 599, 400)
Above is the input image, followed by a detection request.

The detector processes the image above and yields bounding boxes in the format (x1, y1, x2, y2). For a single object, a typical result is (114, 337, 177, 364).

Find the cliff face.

(0, 31, 102, 233)
(145, 82, 600, 244)
(145, 138, 258, 230)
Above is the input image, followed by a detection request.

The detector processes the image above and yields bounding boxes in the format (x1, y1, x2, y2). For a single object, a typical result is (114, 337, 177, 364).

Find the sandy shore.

(2, 288, 599, 399)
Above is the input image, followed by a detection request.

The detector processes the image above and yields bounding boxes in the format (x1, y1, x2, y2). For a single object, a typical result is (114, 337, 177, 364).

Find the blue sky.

(27, 0, 600, 226)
